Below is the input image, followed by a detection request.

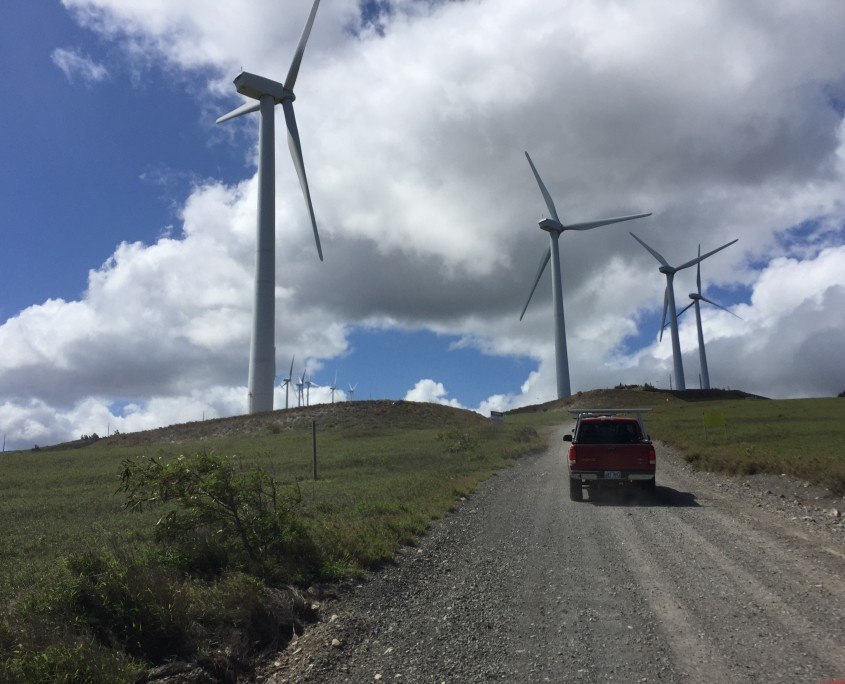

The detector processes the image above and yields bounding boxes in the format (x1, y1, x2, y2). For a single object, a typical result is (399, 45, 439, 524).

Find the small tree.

(118, 452, 319, 581)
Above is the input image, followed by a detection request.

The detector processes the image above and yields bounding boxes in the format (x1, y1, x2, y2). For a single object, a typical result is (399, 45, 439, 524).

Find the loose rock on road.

(265, 427, 845, 683)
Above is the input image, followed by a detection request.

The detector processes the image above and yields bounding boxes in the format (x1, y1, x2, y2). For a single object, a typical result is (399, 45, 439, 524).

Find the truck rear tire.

(569, 478, 584, 502)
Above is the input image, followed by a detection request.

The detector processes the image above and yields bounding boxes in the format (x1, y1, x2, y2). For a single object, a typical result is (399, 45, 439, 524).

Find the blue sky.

(1, 0, 844, 449)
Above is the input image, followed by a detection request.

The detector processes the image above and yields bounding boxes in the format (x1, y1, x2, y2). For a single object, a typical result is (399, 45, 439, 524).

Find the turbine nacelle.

(234, 71, 295, 104)
(539, 218, 564, 233)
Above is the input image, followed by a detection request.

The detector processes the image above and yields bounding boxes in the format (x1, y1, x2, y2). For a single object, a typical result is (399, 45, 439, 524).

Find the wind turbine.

(348, 383, 357, 402)
(295, 370, 306, 408)
(305, 373, 313, 406)
(280, 355, 295, 409)
(631, 233, 737, 391)
(672, 245, 741, 390)
(520, 151, 651, 399)
(216, 0, 324, 414)
(329, 372, 338, 404)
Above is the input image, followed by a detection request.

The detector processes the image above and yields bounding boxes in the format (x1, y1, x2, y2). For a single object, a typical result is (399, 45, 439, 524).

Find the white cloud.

(404, 379, 463, 408)
(51, 47, 109, 84)
(4, 0, 845, 448)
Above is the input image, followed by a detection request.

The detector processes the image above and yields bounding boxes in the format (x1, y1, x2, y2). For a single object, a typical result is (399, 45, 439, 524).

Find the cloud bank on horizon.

(2, 0, 845, 449)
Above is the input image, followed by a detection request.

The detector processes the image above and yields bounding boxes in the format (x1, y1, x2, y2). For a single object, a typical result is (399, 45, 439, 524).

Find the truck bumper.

(570, 471, 655, 481)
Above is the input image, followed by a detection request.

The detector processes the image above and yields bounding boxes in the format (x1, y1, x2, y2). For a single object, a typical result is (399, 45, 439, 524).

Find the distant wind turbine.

(296, 370, 306, 408)
(330, 372, 338, 404)
(280, 355, 295, 409)
(673, 245, 742, 390)
(520, 151, 651, 399)
(348, 383, 357, 402)
(216, 0, 324, 414)
(631, 233, 737, 391)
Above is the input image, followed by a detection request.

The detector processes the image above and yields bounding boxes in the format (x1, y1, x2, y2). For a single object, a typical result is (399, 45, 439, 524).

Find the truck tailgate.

(572, 444, 652, 471)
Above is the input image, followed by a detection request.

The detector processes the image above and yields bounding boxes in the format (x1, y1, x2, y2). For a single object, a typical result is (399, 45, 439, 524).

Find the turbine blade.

(700, 295, 742, 319)
(676, 238, 738, 272)
(282, 99, 323, 261)
(563, 213, 651, 231)
(519, 246, 551, 321)
(216, 100, 261, 124)
(659, 285, 669, 342)
(285, 0, 321, 91)
(676, 301, 694, 319)
(696, 245, 702, 294)
(524, 151, 559, 222)
(289, 354, 295, 377)
(630, 232, 670, 269)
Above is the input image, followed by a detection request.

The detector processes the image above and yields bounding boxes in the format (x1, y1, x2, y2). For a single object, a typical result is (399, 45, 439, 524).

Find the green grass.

(644, 396, 845, 493)
(0, 408, 549, 681)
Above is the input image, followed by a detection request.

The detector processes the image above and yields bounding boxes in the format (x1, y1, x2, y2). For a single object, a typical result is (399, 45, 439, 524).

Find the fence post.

(312, 420, 318, 481)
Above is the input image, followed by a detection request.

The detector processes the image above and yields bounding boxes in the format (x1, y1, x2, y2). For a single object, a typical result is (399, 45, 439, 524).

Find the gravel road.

(263, 426, 845, 683)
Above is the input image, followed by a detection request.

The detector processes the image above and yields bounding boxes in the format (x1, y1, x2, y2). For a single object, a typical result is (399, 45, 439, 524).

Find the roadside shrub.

(118, 452, 320, 582)
(436, 429, 479, 454)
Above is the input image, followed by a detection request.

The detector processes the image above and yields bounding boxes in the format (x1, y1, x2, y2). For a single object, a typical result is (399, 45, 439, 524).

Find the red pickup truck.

(564, 409, 656, 501)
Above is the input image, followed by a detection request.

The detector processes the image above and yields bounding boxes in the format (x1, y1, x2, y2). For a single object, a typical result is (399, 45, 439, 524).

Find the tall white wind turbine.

(520, 151, 651, 399)
(674, 245, 741, 389)
(631, 234, 737, 391)
(216, 0, 324, 414)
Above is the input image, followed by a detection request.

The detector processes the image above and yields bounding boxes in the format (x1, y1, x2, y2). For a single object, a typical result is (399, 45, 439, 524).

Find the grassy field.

(0, 401, 551, 681)
(644, 395, 845, 493)
(542, 387, 845, 494)
(1, 392, 843, 681)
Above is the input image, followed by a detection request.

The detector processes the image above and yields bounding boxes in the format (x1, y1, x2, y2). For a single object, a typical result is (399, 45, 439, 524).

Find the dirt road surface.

(264, 427, 845, 683)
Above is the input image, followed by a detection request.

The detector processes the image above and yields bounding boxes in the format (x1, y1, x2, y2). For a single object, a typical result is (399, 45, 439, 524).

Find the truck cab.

(564, 409, 656, 501)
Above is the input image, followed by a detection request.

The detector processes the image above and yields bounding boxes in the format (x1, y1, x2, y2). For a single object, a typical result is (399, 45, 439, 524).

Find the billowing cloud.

(2, 0, 845, 448)
(404, 379, 462, 408)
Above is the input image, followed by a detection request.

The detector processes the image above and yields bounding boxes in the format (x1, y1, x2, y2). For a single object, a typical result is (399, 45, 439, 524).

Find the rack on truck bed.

(567, 408, 652, 437)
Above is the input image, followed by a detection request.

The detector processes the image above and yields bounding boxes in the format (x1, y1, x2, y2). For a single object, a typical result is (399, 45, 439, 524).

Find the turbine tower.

(674, 245, 741, 389)
(329, 372, 338, 404)
(216, 0, 324, 414)
(631, 233, 737, 391)
(520, 151, 651, 399)
(280, 355, 295, 409)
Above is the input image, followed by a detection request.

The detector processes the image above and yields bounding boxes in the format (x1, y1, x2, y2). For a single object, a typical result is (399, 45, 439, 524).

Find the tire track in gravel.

(264, 427, 845, 684)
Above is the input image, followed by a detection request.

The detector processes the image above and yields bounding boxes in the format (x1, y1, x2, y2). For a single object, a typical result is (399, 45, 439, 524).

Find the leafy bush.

(118, 452, 320, 582)
(436, 429, 479, 454)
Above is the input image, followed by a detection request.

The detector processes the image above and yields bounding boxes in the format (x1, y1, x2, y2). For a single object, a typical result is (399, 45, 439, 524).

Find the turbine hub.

(659, 266, 675, 275)
(539, 218, 563, 233)
(689, 293, 702, 300)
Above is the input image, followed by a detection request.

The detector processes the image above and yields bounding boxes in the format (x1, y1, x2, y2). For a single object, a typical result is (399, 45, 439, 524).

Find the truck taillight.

(648, 444, 656, 465)
(568, 445, 577, 466)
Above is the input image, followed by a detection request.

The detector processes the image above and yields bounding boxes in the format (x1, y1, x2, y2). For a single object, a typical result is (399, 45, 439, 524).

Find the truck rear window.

(577, 421, 641, 444)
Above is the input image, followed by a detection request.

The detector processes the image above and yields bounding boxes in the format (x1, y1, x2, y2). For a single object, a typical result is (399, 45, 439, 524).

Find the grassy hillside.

(2, 391, 842, 681)
(511, 386, 845, 495)
(0, 401, 548, 681)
